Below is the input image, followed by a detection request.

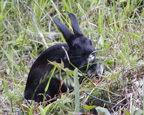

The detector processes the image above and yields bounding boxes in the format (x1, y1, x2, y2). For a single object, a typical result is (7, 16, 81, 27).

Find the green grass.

(0, 0, 144, 114)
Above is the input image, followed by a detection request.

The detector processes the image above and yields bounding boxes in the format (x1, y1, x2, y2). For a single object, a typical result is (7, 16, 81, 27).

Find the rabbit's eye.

(74, 44, 79, 49)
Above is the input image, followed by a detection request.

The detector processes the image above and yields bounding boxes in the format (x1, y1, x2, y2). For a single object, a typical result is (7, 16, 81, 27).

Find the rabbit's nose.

(88, 51, 97, 62)
(88, 54, 95, 62)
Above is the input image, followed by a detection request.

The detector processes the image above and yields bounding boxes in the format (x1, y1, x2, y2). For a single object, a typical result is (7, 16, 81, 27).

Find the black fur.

(24, 13, 99, 102)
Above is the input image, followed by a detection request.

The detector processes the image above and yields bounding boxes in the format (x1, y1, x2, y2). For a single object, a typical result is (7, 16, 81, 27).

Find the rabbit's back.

(30, 43, 69, 72)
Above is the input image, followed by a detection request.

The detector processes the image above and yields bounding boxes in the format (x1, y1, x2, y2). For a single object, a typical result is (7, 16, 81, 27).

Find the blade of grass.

(28, 102, 34, 115)
(44, 66, 57, 93)
(1, 47, 20, 72)
(0, 4, 12, 21)
(74, 68, 80, 112)
(43, 65, 57, 103)
(3, 79, 13, 112)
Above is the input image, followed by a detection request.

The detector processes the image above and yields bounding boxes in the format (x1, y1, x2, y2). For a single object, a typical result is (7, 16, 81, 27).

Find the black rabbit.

(24, 13, 102, 103)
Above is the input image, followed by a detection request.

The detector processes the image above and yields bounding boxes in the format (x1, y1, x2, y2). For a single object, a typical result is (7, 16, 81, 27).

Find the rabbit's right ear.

(53, 18, 74, 46)
(69, 13, 83, 37)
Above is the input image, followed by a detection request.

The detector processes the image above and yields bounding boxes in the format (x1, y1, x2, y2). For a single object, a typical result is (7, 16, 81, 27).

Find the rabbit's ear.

(69, 13, 83, 37)
(53, 18, 74, 45)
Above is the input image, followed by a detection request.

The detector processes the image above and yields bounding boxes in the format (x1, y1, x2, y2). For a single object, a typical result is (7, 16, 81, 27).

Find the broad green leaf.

(83, 105, 96, 111)
(95, 106, 111, 115)
(134, 109, 143, 115)
(123, 109, 130, 115)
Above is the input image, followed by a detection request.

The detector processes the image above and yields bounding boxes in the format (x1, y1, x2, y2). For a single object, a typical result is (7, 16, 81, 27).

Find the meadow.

(0, 0, 144, 114)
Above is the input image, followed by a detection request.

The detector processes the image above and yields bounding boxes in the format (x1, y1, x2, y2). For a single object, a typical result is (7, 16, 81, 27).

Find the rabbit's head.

(53, 13, 97, 72)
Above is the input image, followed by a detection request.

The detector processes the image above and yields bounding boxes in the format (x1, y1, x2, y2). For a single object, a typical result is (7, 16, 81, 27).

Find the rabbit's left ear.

(69, 13, 83, 37)
(53, 17, 74, 46)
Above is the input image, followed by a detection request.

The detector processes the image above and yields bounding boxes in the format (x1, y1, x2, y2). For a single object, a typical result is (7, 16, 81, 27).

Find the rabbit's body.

(24, 43, 71, 102)
(24, 13, 102, 103)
